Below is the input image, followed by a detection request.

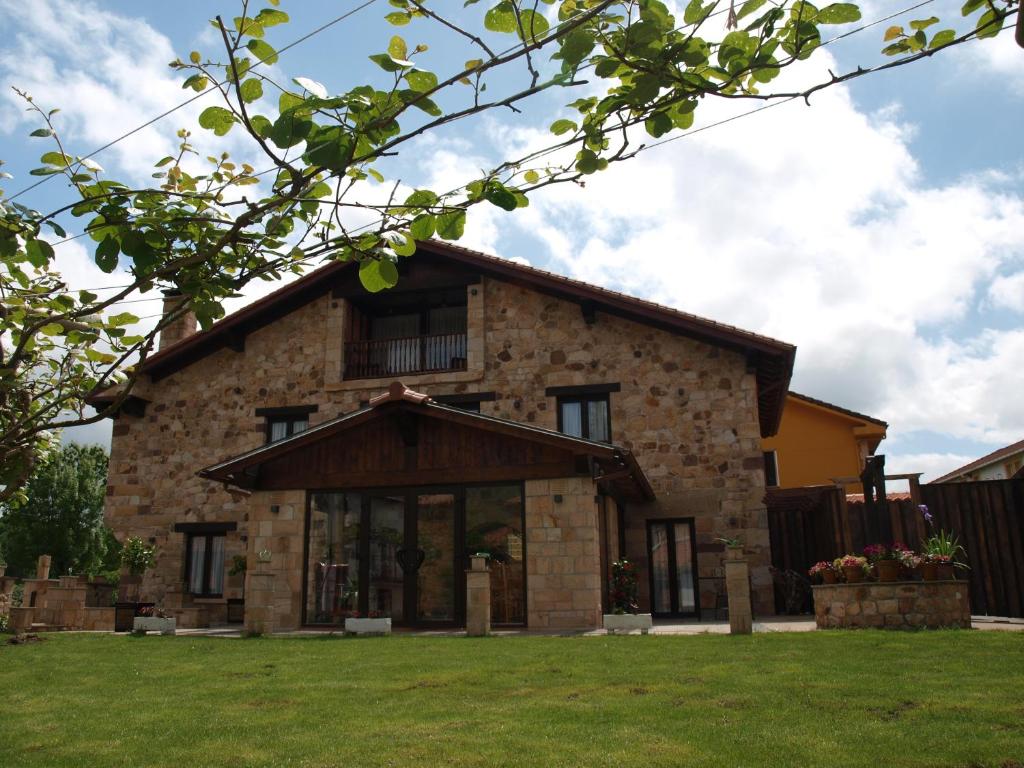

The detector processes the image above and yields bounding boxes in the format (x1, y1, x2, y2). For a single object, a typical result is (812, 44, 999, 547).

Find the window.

(186, 533, 226, 597)
(557, 395, 611, 442)
(267, 415, 308, 443)
(763, 450, 780, 487)
(256, 405, 317, 444)
(432, 391, 496, 414)
(547, 384, 619, 443)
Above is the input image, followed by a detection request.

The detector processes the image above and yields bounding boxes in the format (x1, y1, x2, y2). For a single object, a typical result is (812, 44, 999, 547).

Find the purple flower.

(919, 504, 933, 524)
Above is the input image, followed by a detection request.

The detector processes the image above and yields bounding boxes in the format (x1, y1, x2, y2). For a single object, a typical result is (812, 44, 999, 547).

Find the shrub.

(120, 537, 156, 576)
(609, 559, 639, 615)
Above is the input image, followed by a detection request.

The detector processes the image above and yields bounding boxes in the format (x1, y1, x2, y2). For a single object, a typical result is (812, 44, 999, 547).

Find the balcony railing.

(344, 332, 468, 380)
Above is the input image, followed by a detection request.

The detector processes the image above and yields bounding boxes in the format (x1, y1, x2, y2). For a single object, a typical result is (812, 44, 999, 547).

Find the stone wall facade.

(105, 270, 771, 628)
(813, 581, 971, 629)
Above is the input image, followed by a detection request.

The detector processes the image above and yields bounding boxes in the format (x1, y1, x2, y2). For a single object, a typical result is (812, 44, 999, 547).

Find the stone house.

(93, 240, 795, 631)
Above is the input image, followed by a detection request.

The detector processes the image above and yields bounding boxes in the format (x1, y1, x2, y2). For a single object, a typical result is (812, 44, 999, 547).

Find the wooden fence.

(766, 479, 1024, 618)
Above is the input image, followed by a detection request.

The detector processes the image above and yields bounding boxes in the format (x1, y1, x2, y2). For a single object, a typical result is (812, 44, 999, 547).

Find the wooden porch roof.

(199, 382, 654, 502)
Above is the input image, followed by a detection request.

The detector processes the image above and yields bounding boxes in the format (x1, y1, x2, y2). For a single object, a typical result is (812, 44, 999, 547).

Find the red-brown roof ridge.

(931, 438, 1024, 484)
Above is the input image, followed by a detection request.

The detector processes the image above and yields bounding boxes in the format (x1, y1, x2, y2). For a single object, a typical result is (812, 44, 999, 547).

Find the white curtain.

(188, 537, 206, 594)
(209, 536, 226, 595)
(587, 400, 610, 442)
(560, 401, 583, 437)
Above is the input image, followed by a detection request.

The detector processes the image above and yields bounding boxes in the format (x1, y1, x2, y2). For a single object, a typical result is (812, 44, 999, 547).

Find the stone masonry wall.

(105, 272, 769, 627)
(813, 581, 971, 629)
(525, 477, 603, 630)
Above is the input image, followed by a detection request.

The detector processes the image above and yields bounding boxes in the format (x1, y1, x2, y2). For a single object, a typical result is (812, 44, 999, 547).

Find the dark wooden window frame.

(184, 531, 227, 598)
(302, 482, 527, 629)
(433, 392, 496, 414)
(258, 405, 317, 444)
(645, 517, 701, 619)
(555, 393, 612, 442)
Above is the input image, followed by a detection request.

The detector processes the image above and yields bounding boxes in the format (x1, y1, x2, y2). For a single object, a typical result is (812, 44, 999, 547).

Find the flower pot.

(603, 613, 653, 635)
(821, 570, 838, 584)
(936, 563, 955, 580)
(920, 562, 938, 581)
(725, 546, 744, 561)
(345, 617, 392, 635)
(876, 560, 900, 583)
(842, 566, 865, 584)
(132, 616, 176, 636)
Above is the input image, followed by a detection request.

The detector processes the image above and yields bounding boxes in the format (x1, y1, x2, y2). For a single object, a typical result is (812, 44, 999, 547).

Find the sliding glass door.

(646, 518, 699, 618)
(305, 484, 524, 627)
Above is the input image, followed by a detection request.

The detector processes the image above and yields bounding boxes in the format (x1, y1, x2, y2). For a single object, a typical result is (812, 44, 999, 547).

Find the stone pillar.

(244, 571, 276, 636)
(725, 549, 752, 635)
(465, 555, 491, 637)
(36, 555, 52, 580)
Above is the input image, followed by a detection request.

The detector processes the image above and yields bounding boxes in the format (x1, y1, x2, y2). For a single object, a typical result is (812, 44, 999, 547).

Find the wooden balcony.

(344, 333, 468, 380)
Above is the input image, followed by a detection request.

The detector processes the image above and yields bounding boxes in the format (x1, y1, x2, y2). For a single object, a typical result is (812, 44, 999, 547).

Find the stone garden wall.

(813, 581, 971, 629)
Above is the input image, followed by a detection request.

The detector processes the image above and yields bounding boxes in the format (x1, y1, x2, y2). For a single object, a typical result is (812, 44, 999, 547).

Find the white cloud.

(884, 451, 977, 483)
(989, 271, 1024, 312)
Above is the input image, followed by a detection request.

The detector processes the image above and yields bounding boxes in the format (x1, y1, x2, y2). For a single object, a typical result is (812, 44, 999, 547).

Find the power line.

(5, 0, 380, 204)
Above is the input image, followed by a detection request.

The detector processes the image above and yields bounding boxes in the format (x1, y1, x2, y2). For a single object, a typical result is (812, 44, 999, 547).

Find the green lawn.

(1, 631, 1022, 767)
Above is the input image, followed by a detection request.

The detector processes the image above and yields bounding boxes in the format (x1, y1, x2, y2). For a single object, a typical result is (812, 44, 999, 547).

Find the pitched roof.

(787, 391, 888, 428)
(199, 381, 654, 501)
(138, 239, 796, 436)
(930, 438, 1024, 484)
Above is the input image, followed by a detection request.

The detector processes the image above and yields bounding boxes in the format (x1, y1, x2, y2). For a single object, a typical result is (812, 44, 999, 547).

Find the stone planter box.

(603, 613, 653, 634)
(345, 617, 391, 636)
(813, 581, 970, 630)
(132, 616, 176, 636)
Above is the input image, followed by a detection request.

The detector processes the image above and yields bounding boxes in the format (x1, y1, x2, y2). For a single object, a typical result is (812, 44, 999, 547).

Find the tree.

(0, 443, 114, 577)
(0, 0, 1015, 502)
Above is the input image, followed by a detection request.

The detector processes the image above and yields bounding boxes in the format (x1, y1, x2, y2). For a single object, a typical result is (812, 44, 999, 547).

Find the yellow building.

(761, 392, 888, 490)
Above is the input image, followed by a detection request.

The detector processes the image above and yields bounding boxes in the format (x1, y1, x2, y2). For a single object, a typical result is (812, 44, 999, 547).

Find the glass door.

(646, 519, 699, 617)
(415, 493, 458, 623)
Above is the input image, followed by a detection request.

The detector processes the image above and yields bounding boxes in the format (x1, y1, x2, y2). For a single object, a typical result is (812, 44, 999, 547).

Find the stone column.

(244, 569, 276, 636)
(36, 555, 52, 580)
(725, 549, 752, 635)
(465, 555, 491, 637)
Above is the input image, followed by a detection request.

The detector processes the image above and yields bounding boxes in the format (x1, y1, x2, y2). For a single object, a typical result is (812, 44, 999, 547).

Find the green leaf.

(883, 25, 904, 41)
(29, 128, 53, 137)
(737, 0, 767, 20)
(644, 112, 673, 138)
(198, 106, 238, 136)
(41, 151, 70, 167)
(255, 8, 289, 26)
(483, 180, 518, 211)
(435, 209, 466, 240)
(40, 323, 64, 337)
(405, 70, 438, 92)
(550, 119, 577, 135)
(409, 213, 435, 241)
(108, 312, 140, 326)
(515, 9, 550, 42)
(369, 53, 406, 72)
(358, 258, 399, 292)
(928, 28, 956, 48)
(239, 78, 263, 103)
(815, 3, 860, 24)
(484, 1, 517, 33)
(559, 29, 595, 67)
(304, 126, 352, 172)
(524, 169, 540, 184)
(250, 115, 272, 138)
(976, 8, 1002, 38)
(388, 35, 408, 61)
(683, 0, 709, 25)
(270, 113, 312, 148)
(405, 189, 439, 207)
(246, 38, 279, 64)
(182, 74, 209, 92)
(387, 231, 417, 257)
(94, 236, 120, 273)
(25, 238, 55, 268)
(909, 16, 939, 30)
(386, 11, 411, 25)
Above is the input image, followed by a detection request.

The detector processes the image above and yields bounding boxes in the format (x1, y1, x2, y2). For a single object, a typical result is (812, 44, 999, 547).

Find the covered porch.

(199, 382, 653, 633)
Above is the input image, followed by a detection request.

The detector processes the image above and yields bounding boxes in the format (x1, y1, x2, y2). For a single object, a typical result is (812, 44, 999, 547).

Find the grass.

(1, 631, 1022, 767)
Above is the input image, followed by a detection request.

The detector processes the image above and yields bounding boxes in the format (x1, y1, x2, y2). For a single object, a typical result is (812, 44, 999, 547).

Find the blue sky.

(1, 0, 1022, 481)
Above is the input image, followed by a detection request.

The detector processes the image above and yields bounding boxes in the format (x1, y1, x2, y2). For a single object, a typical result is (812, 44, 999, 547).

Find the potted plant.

(864, 543, 903, 582)
(838, 555, 869, 583)
(603, 559, 653, 634)
(898, 548, 923, 579)
(132, 605, 176, 636)
(808, 560, 839, 584)
(717, 537, 744, 561)
(923, 530, 968, 580)
(119, 537, 156, 602)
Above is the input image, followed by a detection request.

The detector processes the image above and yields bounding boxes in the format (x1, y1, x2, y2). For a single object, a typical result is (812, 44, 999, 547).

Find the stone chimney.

(158, 290, 198, 350)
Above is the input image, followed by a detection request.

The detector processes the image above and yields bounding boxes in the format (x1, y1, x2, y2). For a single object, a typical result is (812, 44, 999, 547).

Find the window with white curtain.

(186, 533, 226, 597)
(557, 394, 611, 442)
(267, 416, 308, 443)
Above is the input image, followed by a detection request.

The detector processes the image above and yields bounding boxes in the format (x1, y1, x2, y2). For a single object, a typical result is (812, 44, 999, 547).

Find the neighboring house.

(760, 392, 887, 490)
(91, 240, 795, 631)
(931, 439, 1024, 483)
